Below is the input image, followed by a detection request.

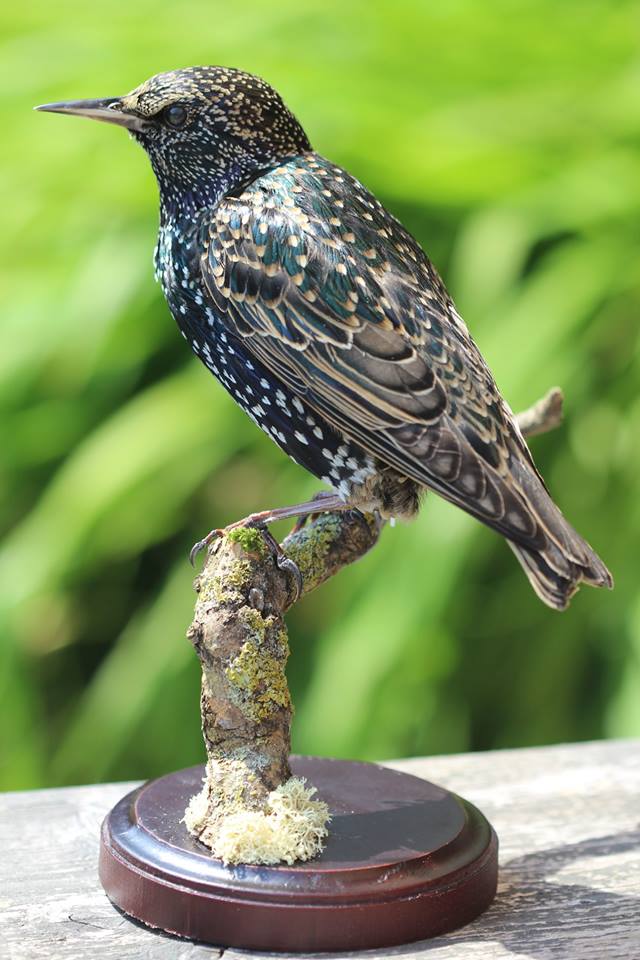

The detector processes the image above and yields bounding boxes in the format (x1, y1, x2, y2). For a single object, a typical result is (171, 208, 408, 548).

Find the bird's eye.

(164, 104, 188, 128)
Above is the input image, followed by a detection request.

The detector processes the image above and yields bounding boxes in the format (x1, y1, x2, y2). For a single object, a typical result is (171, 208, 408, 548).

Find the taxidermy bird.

(37, 67, 612, 610)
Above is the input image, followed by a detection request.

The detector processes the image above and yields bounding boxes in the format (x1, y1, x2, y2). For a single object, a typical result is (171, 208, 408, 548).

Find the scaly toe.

(276, 554, 303, 602)
(259, 526, 303, 602)
(189, 529, 223, 567)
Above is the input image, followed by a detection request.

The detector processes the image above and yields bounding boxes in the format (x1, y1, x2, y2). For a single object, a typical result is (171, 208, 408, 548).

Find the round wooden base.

(99, 756, 498, 952)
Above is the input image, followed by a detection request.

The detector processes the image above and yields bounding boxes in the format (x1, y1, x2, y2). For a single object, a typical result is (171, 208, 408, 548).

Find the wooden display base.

(99, 756, 498, 952)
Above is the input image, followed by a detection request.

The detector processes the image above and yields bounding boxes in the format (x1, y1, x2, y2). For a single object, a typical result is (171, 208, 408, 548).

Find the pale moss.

(184, 782, 210, 829)
(211, 777, 330, 865)
(183, 759, 267, 845)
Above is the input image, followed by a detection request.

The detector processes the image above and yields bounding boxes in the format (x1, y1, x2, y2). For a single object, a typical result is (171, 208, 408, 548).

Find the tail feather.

(508, 509, 613, 611)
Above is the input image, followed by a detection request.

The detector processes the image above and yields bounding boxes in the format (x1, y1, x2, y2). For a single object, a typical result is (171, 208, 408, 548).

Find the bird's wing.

(199, 158, 545, 548)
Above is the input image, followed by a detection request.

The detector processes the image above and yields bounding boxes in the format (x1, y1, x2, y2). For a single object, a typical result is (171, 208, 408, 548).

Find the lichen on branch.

(183, 506, 380, 862)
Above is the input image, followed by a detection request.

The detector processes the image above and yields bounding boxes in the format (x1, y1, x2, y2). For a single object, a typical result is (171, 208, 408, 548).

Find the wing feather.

(200, 157, 548, 549)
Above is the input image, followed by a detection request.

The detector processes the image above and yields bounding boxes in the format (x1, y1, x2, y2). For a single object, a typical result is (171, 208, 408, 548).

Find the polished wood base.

(99, 756, 498, 951)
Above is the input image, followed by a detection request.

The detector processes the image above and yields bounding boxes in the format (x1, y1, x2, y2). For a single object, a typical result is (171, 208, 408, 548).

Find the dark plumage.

(37, 66, 613, 609)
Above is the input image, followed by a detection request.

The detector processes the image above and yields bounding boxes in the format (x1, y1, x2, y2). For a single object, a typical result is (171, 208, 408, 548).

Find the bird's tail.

(507, 494, 613, 610)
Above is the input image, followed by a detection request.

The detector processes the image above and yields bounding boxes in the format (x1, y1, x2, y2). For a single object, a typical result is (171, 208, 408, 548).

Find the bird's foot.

(191, 493, 347, 562)
(190, 516, 311, 601)
(254, 523, 303, 602)
(289, 490, 345, 534)
(190, 493, 348, 596)
(189, 528, 224, 566)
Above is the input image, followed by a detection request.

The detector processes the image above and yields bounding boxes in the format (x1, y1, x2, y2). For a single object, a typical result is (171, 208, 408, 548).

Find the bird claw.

(190, 520, 303, 601)
(276, 554, 303, 602)
(189, 529, 223, 567)
(254, 523, 303, 602)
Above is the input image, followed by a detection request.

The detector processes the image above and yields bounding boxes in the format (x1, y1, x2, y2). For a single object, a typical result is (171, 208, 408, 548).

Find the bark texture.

(183, 513, 381, 859)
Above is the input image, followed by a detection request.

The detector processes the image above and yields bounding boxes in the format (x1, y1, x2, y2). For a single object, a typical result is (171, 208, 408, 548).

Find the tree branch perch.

(183, 388, 564, 863)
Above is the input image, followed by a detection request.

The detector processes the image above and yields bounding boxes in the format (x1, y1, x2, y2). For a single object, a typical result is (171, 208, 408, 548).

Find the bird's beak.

(34, 97, 146, 132)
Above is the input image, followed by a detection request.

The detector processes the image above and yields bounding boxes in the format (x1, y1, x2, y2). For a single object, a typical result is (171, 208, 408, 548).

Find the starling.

(37, 67, 612, 609)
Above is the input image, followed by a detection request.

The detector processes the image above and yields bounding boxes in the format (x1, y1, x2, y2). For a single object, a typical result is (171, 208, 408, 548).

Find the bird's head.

(37, 66, 311, 213)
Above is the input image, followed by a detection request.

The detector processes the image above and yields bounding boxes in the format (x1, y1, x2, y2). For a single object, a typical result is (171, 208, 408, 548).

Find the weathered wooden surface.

(1, 739, 638, 960)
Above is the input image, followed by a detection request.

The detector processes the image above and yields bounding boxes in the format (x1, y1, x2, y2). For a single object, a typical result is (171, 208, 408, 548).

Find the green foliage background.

(1, 0, 638, 790)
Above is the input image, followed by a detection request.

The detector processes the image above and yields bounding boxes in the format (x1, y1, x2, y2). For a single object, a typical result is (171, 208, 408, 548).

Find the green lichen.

(275, 628, 290, 658)
(198, 559, 251, 606)
(285, 512, 342, 587)
(241, 605, 270, 641)
(225, 639, 291, 721)
(197, 575, 229, 604)
(226, 558, 252, 589)
(226, 526, 268, 558)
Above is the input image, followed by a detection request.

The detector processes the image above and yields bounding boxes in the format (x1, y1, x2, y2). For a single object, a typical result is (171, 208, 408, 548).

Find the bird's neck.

(154, 156, 255, 225)
(155, 150, 309, 226)
(158, 184, 217, 227)
(153, 151, 309, 282)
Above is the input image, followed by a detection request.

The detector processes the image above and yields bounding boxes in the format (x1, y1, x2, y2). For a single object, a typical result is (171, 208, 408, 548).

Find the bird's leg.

(289, 490, 345, 535)
(256, 525, 304, 601)
(190, 491, 347, 561)
(189, 492, 348, 595)
(230, 491, 347, 529)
